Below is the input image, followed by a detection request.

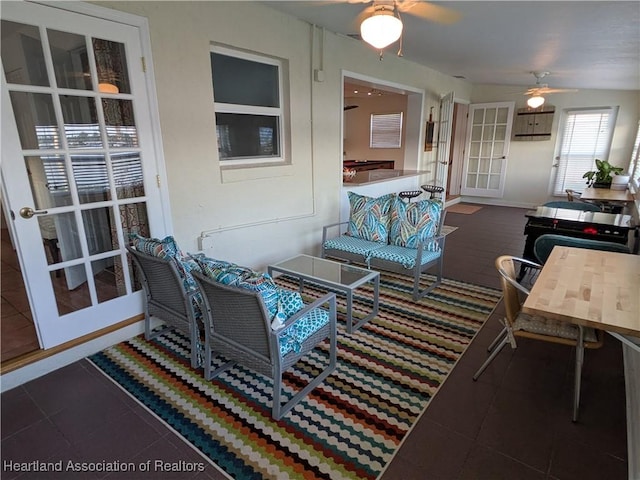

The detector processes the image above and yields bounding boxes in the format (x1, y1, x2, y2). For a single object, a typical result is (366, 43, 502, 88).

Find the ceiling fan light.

(527, 95, 545, 109)
(360, 10, 403, 50)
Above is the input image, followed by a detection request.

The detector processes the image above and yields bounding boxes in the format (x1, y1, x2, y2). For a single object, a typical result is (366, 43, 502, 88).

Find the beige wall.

(92, 2, 638, 268)
(92, 1, 471, 269)
(469, 85, 640, 207)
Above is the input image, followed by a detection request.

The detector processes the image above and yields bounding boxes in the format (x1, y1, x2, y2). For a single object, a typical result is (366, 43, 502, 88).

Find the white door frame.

(1, 1, 173, 348)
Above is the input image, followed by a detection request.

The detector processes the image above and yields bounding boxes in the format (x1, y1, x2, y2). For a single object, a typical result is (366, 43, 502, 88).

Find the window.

(210, 47, 285, 166)
(553, 107, 618, 195)
(370, 112, 402, 148)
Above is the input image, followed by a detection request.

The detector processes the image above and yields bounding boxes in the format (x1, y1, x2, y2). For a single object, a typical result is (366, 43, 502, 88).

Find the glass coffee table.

(268, 254, 379, 333)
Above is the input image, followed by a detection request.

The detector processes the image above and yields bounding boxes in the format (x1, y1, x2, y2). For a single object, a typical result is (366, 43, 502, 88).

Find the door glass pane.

(93, 255, 126, 303)
(489, 175, 500, 189)
(40, 212, 82, 264)
(497, 107, 509, 123)
(47, 29, 91, 90)
(495, 125, 507, 141)
(485, 108, 496, 123)
(466, 173, 477, 188)
(477, 174, 488, 188)
(491, 159, 502, 174)
(1, 20, 49, 87)
(468, 157, 479, 173)
(50, 268, 91, 315)
(469, 142, 480, 157)
(120, 202, 150, 241)
(472, 109, 484, 124)
(471, 126, 482, 141)
(481, 142, 493, 157)
(479, 158, 490, 173)
(25, 155, 73, 209)
(93, 38, 131, 95)
(113, 153, 145, 199)
(9, 92, 60, 150)
(71, 154, 111, 203)
(482, 125, 495, 141)
(60, 95, 102, 148)
(103, 99, 138, 147)
(82, 207, 118, 255)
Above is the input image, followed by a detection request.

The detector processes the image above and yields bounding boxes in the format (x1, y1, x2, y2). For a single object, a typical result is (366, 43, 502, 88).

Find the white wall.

(468, 85, 640, 208)
(93, 1, 472, 270)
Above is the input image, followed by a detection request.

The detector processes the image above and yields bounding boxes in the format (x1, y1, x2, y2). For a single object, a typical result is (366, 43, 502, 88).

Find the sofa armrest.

(322, 221, 349, 244)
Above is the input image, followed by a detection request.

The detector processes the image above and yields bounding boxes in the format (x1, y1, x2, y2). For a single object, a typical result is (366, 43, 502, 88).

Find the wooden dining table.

(580, 186, 635, 203)
(522, 246, 640, 479)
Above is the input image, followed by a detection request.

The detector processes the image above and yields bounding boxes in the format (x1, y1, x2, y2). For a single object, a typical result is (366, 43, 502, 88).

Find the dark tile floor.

(1, 204, 628, 479)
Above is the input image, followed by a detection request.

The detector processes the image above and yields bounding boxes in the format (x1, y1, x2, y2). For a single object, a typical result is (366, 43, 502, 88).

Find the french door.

(1, 2, 167, 348)
(461, 102, 515, 197)
(435, 91, 454, 199)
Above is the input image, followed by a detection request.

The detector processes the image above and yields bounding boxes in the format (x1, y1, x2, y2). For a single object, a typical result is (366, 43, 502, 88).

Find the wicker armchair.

(126, 245, 202, 369)
(193, 271, 338, 420)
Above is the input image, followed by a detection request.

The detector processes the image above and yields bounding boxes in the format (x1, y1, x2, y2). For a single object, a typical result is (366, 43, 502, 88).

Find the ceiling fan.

(342, 0, 461, 53)
(523, 71, 578, 108)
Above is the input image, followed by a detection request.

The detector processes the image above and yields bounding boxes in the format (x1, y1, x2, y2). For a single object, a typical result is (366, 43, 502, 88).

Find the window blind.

(553, 108, 616, 195)
(370, 112, 402, 148)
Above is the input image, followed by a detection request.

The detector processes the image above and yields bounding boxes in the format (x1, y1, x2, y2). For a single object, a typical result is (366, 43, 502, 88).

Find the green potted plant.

(582, 158, 625, 188)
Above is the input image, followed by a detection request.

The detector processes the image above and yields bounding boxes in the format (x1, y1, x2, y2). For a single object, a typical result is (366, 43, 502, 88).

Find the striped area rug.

(89, 272, 501, 479)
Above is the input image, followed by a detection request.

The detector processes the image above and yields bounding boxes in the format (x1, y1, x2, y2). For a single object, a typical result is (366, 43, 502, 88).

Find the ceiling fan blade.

(398, 1, 461, 24)
(541, 88, 579, 94)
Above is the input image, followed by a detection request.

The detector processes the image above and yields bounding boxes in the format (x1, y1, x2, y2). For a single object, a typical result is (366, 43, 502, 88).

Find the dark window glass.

(216, 113, 279, 159)
(211, 53, 279, 107)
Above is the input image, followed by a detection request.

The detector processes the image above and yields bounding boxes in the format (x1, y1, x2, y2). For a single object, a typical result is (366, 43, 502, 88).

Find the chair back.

(126, 245, 190, 316)
(533, 234, 631, 264)
(543, 200, 600, 212)
(565, 189, 582, 201)
(495, 256, 531, 326)
(193, 271, 273, 359)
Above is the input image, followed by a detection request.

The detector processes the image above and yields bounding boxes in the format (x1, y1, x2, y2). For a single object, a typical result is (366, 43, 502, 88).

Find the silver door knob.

(19, 207, 48, 219)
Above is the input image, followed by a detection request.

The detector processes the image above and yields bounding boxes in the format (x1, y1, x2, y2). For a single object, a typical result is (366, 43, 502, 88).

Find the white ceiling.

(263, 1, 640, 91)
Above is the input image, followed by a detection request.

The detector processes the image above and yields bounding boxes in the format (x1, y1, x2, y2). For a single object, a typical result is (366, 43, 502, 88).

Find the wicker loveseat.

(322, 192, 446, 300)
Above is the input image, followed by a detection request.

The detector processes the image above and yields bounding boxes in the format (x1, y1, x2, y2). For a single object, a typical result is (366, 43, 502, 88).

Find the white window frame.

(211, 45, 286, 167)
(370, 112, 403, 148)
(552, 107, 618, 195)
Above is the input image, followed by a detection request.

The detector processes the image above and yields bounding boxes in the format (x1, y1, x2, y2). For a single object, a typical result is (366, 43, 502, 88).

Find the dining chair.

(565, 189, 582, 201)
(473, 255, 603, 422)
(543, 200, 601, 212)
(533, 234, 631, 264)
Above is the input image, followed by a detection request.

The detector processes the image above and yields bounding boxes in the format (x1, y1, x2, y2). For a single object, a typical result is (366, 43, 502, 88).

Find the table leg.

(346, 274, 380, 334)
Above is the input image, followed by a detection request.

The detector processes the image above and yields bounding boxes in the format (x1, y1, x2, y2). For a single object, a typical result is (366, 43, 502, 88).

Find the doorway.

(1, 1, 168, 353)
(1, 207, 40, 364)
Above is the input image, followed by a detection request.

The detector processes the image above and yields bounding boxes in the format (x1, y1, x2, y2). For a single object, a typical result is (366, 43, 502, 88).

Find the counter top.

(343, 169, 429, 186)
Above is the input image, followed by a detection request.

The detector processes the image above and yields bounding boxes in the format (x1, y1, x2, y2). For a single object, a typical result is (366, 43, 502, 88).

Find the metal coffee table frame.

(268, 254, 379, 333)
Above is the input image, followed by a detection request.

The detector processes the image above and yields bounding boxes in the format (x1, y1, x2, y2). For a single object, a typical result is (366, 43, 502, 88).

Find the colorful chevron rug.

(89, 272, 501, 480)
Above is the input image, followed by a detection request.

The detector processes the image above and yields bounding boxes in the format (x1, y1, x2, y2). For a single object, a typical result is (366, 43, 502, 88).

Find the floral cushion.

(346, 192, 395, 243)
(270, 288, 304, 330)
(389, 198, 442, 249)
(193, 255, 306, 331)
(279, 307, 330, 357)
(129, 234, 201, 293)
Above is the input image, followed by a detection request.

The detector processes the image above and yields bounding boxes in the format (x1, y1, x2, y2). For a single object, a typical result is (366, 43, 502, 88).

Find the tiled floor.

(1, 228, 40, 363)
(1, 204, 628, 479)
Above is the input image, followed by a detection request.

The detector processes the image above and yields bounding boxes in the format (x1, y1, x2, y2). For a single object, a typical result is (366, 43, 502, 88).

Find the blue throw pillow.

(389, 198, 442, 250)
(346, 191, 395, 243)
